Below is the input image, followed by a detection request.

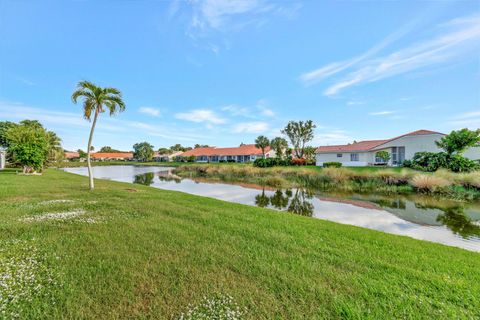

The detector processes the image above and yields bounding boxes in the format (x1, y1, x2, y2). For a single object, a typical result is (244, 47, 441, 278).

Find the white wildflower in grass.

(0, 240, 60, 319)
(21, 209, 86, 222)
(177, 293, 246, 320)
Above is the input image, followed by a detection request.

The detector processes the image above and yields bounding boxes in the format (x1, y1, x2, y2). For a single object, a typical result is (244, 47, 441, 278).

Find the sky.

(0, 0, 479, 151)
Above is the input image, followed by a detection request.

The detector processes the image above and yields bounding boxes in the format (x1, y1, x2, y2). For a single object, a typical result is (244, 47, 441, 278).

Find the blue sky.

(0, 0, 479, 151)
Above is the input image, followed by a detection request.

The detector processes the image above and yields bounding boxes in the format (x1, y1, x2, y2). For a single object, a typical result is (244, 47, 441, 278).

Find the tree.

(99, 146, 121, 153)
(194, 144, 210, 149)
(0, 121, 18, 148)
(133, 142, 154, 162)
(270, 137, 288, 159)
(72, 80, 125, 190)
(77, 149, 87, 158)
(46, 131, 63, 163)
(171, 144, 187, 152)
(281, 120, 316, 159)
(303, 146, 317, 164)
(375, 150, 391, 163)
(6, 122, 49, 173)
(255, 135, 270, 159)
(157, 147, 171, 155)
(436, 128, 480, 156)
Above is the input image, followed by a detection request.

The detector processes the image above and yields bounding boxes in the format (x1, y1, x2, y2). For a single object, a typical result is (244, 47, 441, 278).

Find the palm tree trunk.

(87, 108, 99, 190)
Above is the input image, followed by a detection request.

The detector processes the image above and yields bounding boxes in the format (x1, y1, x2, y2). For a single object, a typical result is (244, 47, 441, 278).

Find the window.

(337, 153, 343, 158)
(350, 153, 359, 161)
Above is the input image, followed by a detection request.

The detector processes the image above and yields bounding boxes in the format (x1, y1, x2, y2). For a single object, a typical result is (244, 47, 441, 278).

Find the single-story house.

(315, 129, 480, 167)
(64, 151, 81, 161)
(91, 152, 134, 161)
(153, 151, 183, 162)
(0, 150, 5, 170)
(180, 144, 275, 163)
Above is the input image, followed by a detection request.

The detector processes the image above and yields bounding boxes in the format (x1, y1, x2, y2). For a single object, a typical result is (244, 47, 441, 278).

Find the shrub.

(321, 168, 352, 183)
(291, 158, 306, 166)
(323, 162, 342, 168)
(253, 158, 270, 168)
(403, 152, 478, 172)
(374, 169, 408, 185)
(411, 174, 451, 193)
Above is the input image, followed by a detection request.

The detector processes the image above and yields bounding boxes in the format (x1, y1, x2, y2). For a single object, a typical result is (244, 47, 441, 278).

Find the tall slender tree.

(281, 120, 316, 159)
(255, 135, 270, 159)
(270, 137, 288, 159)
(72, 81, 125, 190)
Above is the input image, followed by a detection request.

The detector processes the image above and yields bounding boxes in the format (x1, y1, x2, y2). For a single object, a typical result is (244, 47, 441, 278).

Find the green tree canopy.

(375, 150, 391, 163)
(77, 149, 87, 158)
(170, 144, 191, 152)
(6, 122, 50, 173)
(0, 121, 18, 148)
(255, 135, 270, 159)
(99, 146, 122, 153)
(133, 142, 154, 162)
(157, 147, 171, 154)
(436, 128, 480, 156)
(270, 137, 288, 159)
(281, 120, 316, 159)
(303, 146, 317, 164)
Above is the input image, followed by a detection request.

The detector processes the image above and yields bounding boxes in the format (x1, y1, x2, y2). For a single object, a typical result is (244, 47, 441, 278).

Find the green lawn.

(0, 169, 479, 319)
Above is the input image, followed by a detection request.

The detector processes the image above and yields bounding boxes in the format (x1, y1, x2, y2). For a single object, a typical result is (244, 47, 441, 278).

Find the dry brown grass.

(411, 174, 451, 192)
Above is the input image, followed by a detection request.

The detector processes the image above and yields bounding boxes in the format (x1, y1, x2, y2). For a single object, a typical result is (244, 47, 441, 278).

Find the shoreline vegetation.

(1, 169, 479, 318)
(173, 164, 480, 201)
(52, 161, 480, 201)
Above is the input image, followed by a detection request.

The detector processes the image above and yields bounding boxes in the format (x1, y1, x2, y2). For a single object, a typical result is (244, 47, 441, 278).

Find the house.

(91, 152, 134, 161)
(64, 151, 81, 161)
(180, 144, 275, 163)
(153, 151, 183, 162)
(315, 129, 480, 167)
(0, 150, 5, 170)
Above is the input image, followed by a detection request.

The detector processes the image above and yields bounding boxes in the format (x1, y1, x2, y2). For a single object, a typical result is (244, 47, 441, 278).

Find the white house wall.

(372, 133, 444, 160)
(316, 152, 370, 167)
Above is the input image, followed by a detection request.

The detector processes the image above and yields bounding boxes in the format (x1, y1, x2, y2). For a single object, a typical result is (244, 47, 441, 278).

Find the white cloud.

(233, 121, 269, 133)
(346, 100, 366, 106)
(221, 104, 250, 117)
(175, 109, 226, 124)
(312, 130, 355, 146)
(300, 13, 480, 96)
(369, 110, 397, 116)
(182, 0, 301, 49)
(449, 110, 480, 128)
(139, 107, 161, 117)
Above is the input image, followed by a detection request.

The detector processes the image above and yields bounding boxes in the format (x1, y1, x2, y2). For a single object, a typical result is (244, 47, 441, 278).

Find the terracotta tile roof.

(91, 152, 133, 159)
(64, 152, 80, 159)
(316, 129, 444, 153)
(316, 140, 389, 153)
(181, 144, 271, 157)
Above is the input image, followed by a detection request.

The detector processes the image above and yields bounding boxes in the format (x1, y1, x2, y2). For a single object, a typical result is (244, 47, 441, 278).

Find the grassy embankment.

(0, 168, 479, 319)
(175, 164, 480, 201)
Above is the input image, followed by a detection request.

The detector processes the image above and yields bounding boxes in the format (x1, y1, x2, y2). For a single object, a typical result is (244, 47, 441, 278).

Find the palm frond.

(104, 95, 126, 116)
(83, 100, 95, 121)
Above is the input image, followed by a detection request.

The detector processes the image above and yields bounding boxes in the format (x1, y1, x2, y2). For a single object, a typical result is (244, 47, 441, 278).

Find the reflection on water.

(437, 207, 480, 239)
(62, 166, 480, 252)
(133, 172, 155, 186)
(255, 189, 314, 216)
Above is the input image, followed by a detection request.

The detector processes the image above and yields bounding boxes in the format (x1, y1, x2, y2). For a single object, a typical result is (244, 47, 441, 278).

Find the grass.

(0, 168, 479, 318)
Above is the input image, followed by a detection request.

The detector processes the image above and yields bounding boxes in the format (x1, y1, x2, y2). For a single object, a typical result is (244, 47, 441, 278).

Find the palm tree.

(255, 135, 270, 159)
(72, 81, 125, 190)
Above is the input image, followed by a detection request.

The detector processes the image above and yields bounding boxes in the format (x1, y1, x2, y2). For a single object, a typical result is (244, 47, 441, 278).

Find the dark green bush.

(253, 157, 290, 168)
(323, 162, 342, 168)
(403, 152, 479, 172)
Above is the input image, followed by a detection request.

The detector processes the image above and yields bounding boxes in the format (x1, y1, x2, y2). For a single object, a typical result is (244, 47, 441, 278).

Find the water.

(62, 165, 480, 252)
